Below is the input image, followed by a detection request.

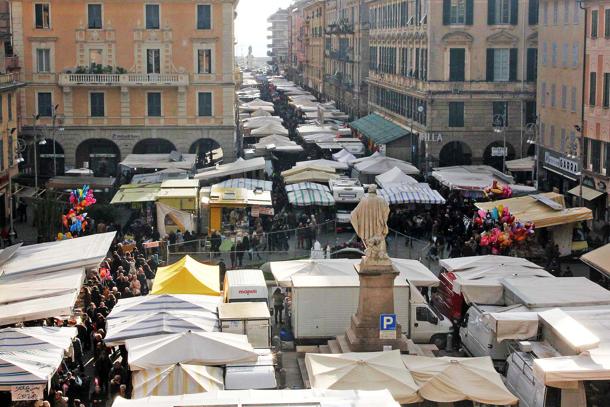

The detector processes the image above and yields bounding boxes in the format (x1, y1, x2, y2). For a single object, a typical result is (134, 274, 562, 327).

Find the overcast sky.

(235, 0, 294, 58)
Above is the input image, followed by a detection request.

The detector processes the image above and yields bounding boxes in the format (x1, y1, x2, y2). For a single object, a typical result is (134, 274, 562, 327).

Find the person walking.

(272, 288, 286, 325)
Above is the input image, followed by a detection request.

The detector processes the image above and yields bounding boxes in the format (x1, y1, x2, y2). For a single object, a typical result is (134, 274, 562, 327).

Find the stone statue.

(350, 185, 391, 267)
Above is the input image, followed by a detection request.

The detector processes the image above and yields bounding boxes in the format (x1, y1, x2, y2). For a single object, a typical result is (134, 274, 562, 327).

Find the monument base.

(345, 314, 410, 352)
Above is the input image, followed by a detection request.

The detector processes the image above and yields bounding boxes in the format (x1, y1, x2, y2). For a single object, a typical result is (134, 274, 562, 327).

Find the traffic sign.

(379, 314, 397, 339)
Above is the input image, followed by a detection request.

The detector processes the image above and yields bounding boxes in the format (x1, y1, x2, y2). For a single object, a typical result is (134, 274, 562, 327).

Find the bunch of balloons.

(483, 180, 513, 200)
(473, 206, 535, 254)
(57, 184, 96, 240)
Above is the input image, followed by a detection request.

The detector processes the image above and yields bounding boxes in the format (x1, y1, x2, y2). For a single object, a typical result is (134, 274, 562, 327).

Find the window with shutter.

(449, 0, 466, 24)
(198, 49, 212, 74)
(147, 92, 162, 117)
(591, 10, 599, 38)
(147, 49, 161, 74)
(198, 92, 212, 117)
(37, 93, 52, 117)
(36, 49, 50, 73)
(527, 48, 537, 81)
(590, 72, 597, 106)
(492, 101, 509, 126)
(197, 5, 211, 29)
(571, 86, 577, 112)
(35, 4, 50, 29)
(493, 48, 510, 82)
(563, 0, 569, 24)
(486, 48, 495, 81)
(605, 9, 610, 37)
(90, 92, 105, 117)
(448, 102, 464, 127)
(88, 4, 102, 29)
(604, 73, 610, 108)
(449, 48, 465, 81)
(561, 85, 567, 109)
(145, 4, 160, 29)
(528, 0, 539, 25)
(551, 84, 556, 107)
(541, 82, 547, 107)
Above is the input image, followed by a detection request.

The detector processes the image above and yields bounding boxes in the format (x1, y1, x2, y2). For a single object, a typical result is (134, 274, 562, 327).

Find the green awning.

(350, 113, 408, 145)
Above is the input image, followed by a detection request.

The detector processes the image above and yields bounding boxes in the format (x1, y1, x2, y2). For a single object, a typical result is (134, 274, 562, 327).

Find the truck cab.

(328, 178, 364, 232)
(409, 286, 453, 349)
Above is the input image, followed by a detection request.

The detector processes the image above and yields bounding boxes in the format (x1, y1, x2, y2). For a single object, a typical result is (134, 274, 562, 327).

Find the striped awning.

(288, 189, 335, 206)
(0, 327, 76, 353)
(215, 178, 273, 192)
(379, 184, 446, 205)
(0, 348, 64, 388)
(132, 364, 223, 398)
(285, 182, 330, 193)
(108, 294, 221, 320)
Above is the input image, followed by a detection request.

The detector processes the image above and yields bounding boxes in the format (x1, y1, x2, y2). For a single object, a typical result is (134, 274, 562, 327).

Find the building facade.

(287, 0, 309, 84)
(367, 0, 537, 171)
(10, 0, 238, 178)
(303, 0, 326, 99)
(536, 0, 585, 200)
(583, 0, 610, 221)
(268, 8, 290, 72)
(324, 0, 369, 119)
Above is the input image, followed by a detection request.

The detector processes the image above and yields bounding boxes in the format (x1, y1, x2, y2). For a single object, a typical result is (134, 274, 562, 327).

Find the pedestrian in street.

(17, 198, 27, 223)
(272, 288, 286, 325)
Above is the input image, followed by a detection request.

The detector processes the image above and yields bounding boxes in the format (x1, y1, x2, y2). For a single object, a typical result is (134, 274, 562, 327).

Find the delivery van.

(329, 178, 364, 232)
(290, 274, 452, 349)
(223, 269, 268, 303)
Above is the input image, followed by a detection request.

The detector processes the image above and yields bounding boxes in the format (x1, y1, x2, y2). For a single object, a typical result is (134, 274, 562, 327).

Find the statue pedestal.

(344, 261, 410, 352)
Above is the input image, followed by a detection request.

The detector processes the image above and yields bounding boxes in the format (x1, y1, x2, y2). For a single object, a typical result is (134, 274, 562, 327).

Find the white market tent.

(438, 255, 553, 305)
(296, 159, 349, 171)
(285, 182, 330, 193)
(402, 355, 518, 405)
(112, 389, 401, 407)
(505, 156, 536, 172)
(333, 149, 356, 163)
(242, 116, 283, 129)
(378, 184, 446, 205)
(132, 364, 224, 398)
(353, 155, 419, 176)
(126, 331, 258, 370)
(250, 123, 289, 136)
(270, 258, 438, 288)
(431, 165, 515, 191)
(104, 311, 220, 346)
(214, 178, 273, 191)
(297, 124, 337, 137)
(250, 108, 271, 117)
(107, 294, 221, 320)
(502, 277, 610, 308)
(376, 167, 418, 189)
(284, 170, 339, 185)
(0, 327, 76, 352)
(253, 135, 303, 153)
(0, 348, 65, 390)
(287, 189, 335, 207)
(302, 133, 338, 144)
(194, 158, 265, 182)
(120, 154, 197, 171)
(305, 350, 422, 404)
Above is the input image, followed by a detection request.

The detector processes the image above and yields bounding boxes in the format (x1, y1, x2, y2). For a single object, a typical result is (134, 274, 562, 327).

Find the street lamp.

(493, 113, 507, 173)
(570, 125, 585, 207)
(525, 120, 539, 186)
(8, 128, 16, 239)
(31, 114, 40, 190)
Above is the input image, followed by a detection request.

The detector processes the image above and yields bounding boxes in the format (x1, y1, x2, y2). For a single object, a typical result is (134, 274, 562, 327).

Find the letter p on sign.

(380, 314, 397, 331)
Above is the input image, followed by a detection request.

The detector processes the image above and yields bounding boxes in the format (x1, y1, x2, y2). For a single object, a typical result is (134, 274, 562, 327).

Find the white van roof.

(218, 302, 271, 320)
(225, 269, 267, 288)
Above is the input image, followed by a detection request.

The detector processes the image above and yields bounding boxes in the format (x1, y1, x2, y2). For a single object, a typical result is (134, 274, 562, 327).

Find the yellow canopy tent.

(151, 256, 220, 296)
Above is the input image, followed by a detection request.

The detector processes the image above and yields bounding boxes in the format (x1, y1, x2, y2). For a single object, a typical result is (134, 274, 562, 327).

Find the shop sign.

(419, 133, 443, 143)
(544, 150, 580, 176)
(112, 133, 140, 141)
(251, 206, 274, 217)
(11, 384, 44, 401)
(491, 147, 508, 157)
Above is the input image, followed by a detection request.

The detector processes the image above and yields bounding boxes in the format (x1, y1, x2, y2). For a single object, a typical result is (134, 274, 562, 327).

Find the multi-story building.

(365, 0, 537, 171)
(536, 0, 585, 199)
(582, 0, 610, 221)
(10, 0, 238, 178)
(287, 0, 309, 84)
(268, 8, 290, 72)
(303, 0, 326, 99)
(324, 0, 370, 119)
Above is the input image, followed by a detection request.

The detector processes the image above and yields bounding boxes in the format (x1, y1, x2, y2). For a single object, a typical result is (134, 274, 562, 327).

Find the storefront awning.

(350, 113, 408, 145)
(567, 185, 605, 201)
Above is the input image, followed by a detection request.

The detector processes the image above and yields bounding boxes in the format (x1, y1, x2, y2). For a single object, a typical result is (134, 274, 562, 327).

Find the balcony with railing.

(58, 73, 189, 87)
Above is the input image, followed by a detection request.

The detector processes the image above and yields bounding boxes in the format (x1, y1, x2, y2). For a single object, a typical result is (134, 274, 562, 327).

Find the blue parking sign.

(379, 314, 397, 331)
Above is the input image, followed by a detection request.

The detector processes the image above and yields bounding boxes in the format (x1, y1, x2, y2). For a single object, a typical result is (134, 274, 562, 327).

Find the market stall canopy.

(296, 159, 349, 171)
(379, 184, 446, 205)
(333, 149, 356, 163)
(250, 122, 288, 136)
(253, 135, 303, 153)
(108, 294, 221, 320)
(353, 155, 419, 176)
(285, 182, 330, 193)
(376, 167, 418, 189)
(151, 256, 220, 296)
(502, 277, 610, 308)
(439, 255, 543, 273)
(0, 348, 65, 390)
(242, 116, 283, 129)
(195, 158, 265, 182)
(131, 169, 189, 185)
(0, 327, 76, 352)
(432, 165, 515, 191)
(567, 185, 605, 201)
(284, 170, 339, 184)
(288, 188, 335, 207)
(305, 350, 421, 404)
(534, 353, 610, 388)
(302, 133, 337, 144)
(581, 243, 610, 277)
(120, 153, 197, 171)
(104, 310, 219, 346)
(127, 331, 258, 370)
(155, 202, 196, 237)
(112, 389, 401, 407)
(350, 113, 408, 146)
(270, 258, 438, 288)
(282, 164, 336, 177)
(214, 178, 273, 192)
(505, 156, 536, 172)
(250, 108, 271, 117)
(475, 192, 593, 228)
(132, 364, 223, 398)
(111, 184, 161, 204)
(202, 186, 272, 207)
(297, 124, 337, 137)
(47, 176, 116, 191)
(402, 355, 518, 405)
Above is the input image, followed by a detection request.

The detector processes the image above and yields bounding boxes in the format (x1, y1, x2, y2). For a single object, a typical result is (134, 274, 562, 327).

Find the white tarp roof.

(127, 331, 258, 370)
(253, 135, 303, 153)
(297, 124, 337, 136)
(296, 159, 349, 171)
(120, 154, 197, 171)
(539, 308, 600, 353)
(378, 184, 446, 205)
(506, 156, 535, 172)
(194, 158, 265, 181)
(0, 327, 76, 352)
(112, 389, 401, 407)
(214, 178, 273, 191)
(431, 165, 514, 191)
(0, 348, 65, 389)
(105, 311, 219, 346)
(332, 149, 356, 163)
(353, 155, 419, 176)
(503, 277, 610, 308)
(376, 167, 418, 189)
(270, 258, 438, 288)
(250, 123, 288, 136)
(242, 116, 283, 129)
(306, 350, 421, 404)
(108, 294, 221, 320)
(402, 355, 518, 405)
(439, 255, 542, 273)
(132, 364, 223, 398)
(534, 354, 610, 388)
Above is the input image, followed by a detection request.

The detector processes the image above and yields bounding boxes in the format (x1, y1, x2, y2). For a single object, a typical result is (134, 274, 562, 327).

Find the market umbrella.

(270, 259, 359, 287)
(104, 311, 219, 346)
(402, 355, 518, 405)
(108, 294, 221, 320)
(0, 327, 76, 352)
(127, 331, 258, 370)
(305, 350, 421, 404)
(132, 364, 223, 397)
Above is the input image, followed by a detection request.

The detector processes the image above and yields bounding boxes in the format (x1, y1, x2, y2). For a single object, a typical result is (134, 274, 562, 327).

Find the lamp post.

(31, 114, 40, 190)
(525, 120, 539, 187)
(8, 128, 16, 240)
(493, 113, 507, 173)
(572, 125, 585, 207)
(51, 104, 59, 176)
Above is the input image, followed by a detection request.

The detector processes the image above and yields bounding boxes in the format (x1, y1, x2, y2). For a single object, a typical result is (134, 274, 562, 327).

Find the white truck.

(328, 178, 364, 231)
(223, 269, 269, 304)
(290, 274, 452, 349)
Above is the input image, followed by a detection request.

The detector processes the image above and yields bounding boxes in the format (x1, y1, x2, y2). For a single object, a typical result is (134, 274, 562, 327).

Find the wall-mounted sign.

(544, 150, 580, 176)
